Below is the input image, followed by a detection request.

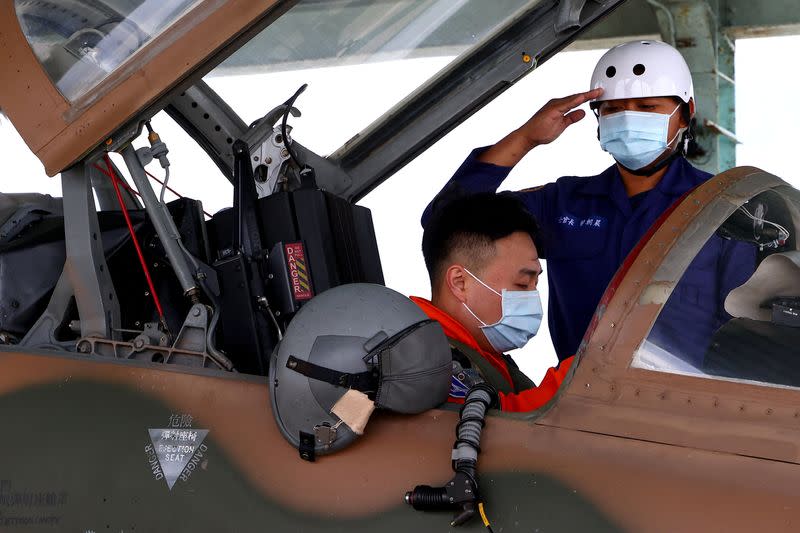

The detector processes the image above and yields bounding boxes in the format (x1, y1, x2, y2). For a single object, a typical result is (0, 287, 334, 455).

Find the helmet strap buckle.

(299, 431, 316, 462)
(314, 422, 338, 448)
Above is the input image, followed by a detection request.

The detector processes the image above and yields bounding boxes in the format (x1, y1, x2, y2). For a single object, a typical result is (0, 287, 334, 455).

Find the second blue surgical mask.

(462, 268, 543, 353)
(599, 104, 682, 171)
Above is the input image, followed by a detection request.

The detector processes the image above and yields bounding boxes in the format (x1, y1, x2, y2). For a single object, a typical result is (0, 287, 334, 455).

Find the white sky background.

(1, 35, 799, 383)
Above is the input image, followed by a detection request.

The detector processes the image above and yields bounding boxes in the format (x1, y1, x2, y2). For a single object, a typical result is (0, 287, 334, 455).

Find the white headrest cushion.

(725, 251, 800, 321)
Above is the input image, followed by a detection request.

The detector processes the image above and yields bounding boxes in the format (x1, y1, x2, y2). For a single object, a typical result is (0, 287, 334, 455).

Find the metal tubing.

(714, 68, 736, 86)
(704, 119, 741, 144)
(120, 144, 198, 295)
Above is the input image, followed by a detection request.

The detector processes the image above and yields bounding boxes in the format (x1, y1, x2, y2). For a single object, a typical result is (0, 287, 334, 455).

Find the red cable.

(144, 169, 212, 218)
(93, 163, 141, 198)
(143, 169, 212, 218)
(102, 154, 166, 321)
(95, 162, 212, 218)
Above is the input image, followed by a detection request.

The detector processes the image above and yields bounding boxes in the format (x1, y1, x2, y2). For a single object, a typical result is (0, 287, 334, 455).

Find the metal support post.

(20, 271, 76, 349)
(651, 0, 737, 175)
(716, 18, 736, 171)
(61, 163, 120, 339)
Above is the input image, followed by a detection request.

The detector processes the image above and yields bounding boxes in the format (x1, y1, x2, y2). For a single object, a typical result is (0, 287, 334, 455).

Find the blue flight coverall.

(422, 148, 756, 367)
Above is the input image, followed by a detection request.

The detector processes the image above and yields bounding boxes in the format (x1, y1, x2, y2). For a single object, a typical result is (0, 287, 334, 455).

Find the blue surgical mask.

(599, 104, 683, 171)
(462, 268, 543, 353)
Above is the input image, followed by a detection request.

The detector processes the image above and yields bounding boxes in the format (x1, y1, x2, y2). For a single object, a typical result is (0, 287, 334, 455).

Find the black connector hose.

(405, 383, 497, 528)
(404, 484, 447, 510)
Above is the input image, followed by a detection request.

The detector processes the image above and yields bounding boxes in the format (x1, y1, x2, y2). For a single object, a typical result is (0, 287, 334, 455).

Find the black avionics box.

(773, 298, 800, 328)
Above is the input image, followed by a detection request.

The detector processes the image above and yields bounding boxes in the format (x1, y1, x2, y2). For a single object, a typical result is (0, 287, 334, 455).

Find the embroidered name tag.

(557, 214, 606, 229)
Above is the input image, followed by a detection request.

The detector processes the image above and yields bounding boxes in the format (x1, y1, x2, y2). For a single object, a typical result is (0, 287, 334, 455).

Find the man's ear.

(445, 265, 469, 303)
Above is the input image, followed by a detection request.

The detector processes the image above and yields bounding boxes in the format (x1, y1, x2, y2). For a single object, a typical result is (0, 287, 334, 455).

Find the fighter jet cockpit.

(634, 182, 800, 389)
(5, 0, 565, 378)
(8, 0, 800, 530)
(7, 0, 493, 374)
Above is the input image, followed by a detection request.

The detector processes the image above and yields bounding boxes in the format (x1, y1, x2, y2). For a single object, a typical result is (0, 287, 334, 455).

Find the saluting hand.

(517, 88, 603, 146)
(478, 88, 603, 167)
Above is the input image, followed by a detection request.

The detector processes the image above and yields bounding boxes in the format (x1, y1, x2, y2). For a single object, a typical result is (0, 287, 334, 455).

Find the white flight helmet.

(590, 40, 694, 105)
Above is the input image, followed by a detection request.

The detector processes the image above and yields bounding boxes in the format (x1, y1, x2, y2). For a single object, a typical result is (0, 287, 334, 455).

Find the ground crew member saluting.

(423, 40, 755, 365)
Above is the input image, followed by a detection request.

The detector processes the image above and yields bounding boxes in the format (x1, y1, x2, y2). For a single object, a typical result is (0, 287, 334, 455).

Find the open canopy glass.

(204, 0, 540, 156)
(15, 0, 202, 102)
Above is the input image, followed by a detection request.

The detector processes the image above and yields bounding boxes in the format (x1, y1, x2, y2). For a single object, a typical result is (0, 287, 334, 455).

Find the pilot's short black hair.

(422, 192, 540, 285)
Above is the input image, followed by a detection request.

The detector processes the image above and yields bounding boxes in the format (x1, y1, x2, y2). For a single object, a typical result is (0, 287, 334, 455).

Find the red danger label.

(285, 242, 313, 301)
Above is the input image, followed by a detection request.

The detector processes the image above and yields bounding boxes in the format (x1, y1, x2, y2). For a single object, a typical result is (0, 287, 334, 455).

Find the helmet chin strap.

(621, 151, 679, 176)
(619, 125, 688, 177)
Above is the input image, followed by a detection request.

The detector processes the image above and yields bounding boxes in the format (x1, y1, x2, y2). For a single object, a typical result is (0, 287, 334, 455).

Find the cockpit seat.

(0, 193, 62, 244)
(0, 193, 65, 339)
(0, 191, 208, 343)
(703, 251, 800, 387)
(724, 251, 800, 321)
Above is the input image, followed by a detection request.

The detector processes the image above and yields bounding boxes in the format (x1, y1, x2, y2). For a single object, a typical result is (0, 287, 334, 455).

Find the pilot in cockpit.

(412, 192, 571, 411)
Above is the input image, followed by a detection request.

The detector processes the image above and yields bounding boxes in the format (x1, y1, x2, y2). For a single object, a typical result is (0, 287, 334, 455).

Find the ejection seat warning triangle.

(147, 428, 210, 490)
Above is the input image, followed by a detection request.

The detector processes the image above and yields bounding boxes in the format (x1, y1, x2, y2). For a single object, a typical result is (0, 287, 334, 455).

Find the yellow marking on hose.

(479, 502, 492, 530)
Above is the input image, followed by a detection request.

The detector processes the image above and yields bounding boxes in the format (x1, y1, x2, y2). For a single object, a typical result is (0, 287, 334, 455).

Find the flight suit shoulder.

(518, 184, 546, 193)
(517, 181, 557, 195)
(553, 173, 601, 192)
(514, 182, 559, 208)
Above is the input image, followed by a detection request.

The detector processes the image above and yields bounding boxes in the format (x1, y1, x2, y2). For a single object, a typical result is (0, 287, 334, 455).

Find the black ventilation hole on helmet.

(606, 66, 616, 78)
(633, 64, 646, 76)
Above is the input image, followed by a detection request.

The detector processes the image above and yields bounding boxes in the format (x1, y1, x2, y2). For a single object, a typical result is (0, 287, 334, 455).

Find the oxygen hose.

(405, 383, 498, 530)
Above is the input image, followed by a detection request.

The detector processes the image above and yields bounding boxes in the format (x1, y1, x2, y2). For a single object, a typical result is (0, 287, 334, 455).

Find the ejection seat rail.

(21, 162, 121, 349)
